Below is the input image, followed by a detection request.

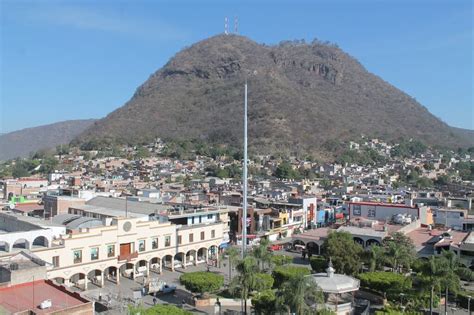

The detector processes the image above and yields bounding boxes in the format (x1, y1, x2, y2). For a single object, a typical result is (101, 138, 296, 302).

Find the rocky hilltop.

(77, 34, 473, 155)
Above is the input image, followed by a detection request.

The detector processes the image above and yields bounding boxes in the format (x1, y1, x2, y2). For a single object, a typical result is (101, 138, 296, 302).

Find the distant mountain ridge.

(0, 119, 96, 160)
(73, 34, 472, 154)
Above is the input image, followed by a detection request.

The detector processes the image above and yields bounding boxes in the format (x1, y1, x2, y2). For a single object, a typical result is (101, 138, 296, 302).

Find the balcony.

(118, 251, 138, 262)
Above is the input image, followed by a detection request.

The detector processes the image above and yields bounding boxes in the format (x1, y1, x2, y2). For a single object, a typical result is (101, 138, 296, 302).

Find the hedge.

(310, 256, 327, 273)
(271, 254, 293, 266)
(272, 265, 310, 288)
(179, 271, 224, 294)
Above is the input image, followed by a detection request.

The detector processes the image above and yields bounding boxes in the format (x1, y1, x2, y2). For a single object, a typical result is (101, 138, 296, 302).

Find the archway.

(353, 237, 364, 247)
(0, 241, 10, 252)
(149, 257, 161, 273)
(366, 239, 380, 248)
(12, 238, 30, 250)
(119, 263, 135, 280)
(87, 269, 103, 288)
(70, 273, 86, 290)
(163, 255, 173, 270)
(197, 248, 207, 264)
(208, 245, 218, 259)
(104, 266, 118, 284)
(136, 260, 148, 277)
(186, 250, 197, 266)
(174, 253, 184, 269)
(306, 242, 319, 255)
(52, 277, 65, 285)
(32, 236, 49, 248)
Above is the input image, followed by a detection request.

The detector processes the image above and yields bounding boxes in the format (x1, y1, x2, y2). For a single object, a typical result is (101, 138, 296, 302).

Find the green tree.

(230, 256, 259, 315)
(310, 256, 327, 273)
(276, 272, 324, 315)
(129, 303, 192, 315)
(365, 245, 386, 272)
(322, 231, 363, 275)
(179, 272, 224, 296)
(253, 273, 274, 292)
(275, 161, 300, 179)
(272, 265, 310, 289)
(251, 238, 273, 271)
(383, 232, 416, 272)
(12, 163, 30, 178)
(252, 289, 277, 315)
(358, 272, 412, 300)
(225, 247, 240, 284)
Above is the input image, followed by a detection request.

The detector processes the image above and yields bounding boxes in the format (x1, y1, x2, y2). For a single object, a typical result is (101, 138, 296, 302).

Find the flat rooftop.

(0, 280, 90, 314)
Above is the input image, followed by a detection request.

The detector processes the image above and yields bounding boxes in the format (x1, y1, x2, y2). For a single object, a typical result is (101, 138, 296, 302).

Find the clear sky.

(1, 0, 472, 133)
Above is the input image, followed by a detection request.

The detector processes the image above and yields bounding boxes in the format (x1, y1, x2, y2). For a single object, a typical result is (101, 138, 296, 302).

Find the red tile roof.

(0, 280, 90, 314)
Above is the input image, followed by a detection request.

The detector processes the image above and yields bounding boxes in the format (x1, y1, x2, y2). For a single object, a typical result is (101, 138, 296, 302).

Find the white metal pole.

(242, 82, 248, 258)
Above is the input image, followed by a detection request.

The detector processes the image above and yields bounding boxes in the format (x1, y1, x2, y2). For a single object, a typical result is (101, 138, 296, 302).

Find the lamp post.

(468, 296, 472, 315)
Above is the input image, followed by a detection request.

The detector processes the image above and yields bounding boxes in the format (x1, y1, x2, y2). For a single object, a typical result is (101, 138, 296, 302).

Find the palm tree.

(421, 256, 445, 315)
(277, 273, 324, 315)
(251, 238, 273, 271)
(230, 256, 259, 315)
(367, 245, 385, 272)
(225, 247, 240, 285)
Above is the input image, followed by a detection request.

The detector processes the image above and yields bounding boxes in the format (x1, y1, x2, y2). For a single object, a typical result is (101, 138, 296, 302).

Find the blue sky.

(1, 0, 472, 133)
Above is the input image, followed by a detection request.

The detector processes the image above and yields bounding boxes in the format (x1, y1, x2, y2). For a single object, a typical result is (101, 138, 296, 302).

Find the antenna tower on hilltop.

(224, 17, 229, 35)
(234, 16, 238, 34)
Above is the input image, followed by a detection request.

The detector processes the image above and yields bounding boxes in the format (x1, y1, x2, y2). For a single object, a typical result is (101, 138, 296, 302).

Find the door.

(120, 243, 131, 256)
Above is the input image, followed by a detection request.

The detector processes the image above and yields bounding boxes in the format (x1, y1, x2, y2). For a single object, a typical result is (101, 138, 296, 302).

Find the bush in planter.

(310, 256, 327, 273)
(180, 272, 224, 296)
(251, 289, 277, 315)
(271, 254, 293, 267)
(253, 273, 274, 292)
(272, 265, 310, 289)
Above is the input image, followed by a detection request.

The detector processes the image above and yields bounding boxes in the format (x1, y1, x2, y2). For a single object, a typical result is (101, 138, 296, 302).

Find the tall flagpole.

(242, 81, 248, 258)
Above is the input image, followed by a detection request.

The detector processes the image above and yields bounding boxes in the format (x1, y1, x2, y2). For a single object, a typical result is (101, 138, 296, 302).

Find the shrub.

(253, 273, 274, 292)
(310, 256, 327, 273)
(251, 289, 277, 315)
(179, 272, 224, 295)
(271, 254, 293, 266)
(272, 265, 310, 288)
(358, 272, 411, 299)
(129, 304, 192, 315)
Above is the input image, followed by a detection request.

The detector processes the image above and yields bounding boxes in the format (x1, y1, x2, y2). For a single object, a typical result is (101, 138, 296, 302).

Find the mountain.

(77, 34, 473, 156)
(0, 119, 96, 160)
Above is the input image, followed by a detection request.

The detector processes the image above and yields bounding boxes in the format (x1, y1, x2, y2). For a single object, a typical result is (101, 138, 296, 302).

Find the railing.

(118, 251, 138, 262)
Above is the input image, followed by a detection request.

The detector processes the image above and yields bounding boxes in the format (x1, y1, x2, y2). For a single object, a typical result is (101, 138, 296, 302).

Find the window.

(178, 235, 182, 245)
(211, 230, 215, 238)
(208, 214, 213, 220)
(73, 250, 82, 264)
(353, 205, 361, 216)
(165, 236, 171, 247)
(107, 245, 115, 257)
(368, 209, 376, 218)
(201, 231, 205, 240)
(90, 247, 99, 260)
(152, 238, 158, 249)
(189, 233, 194, 243)
(138, 240, 145, 252)
(52, 256, 59, 268)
